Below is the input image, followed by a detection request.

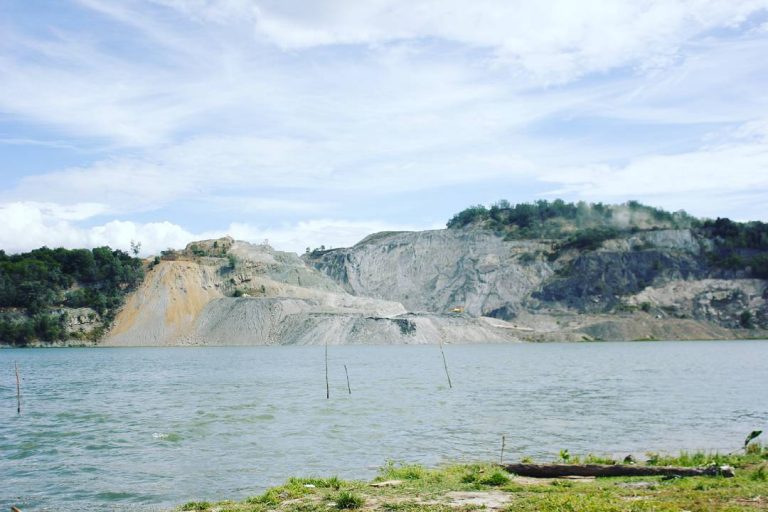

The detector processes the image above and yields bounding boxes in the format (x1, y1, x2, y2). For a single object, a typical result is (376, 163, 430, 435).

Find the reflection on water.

(1, 341, 767, 510)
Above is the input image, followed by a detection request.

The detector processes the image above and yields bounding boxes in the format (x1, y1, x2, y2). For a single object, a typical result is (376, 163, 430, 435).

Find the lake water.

(2, 341, 767, 511)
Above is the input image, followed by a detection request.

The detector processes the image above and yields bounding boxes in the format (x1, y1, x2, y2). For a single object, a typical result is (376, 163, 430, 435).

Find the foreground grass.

(176, 448, 768, 512)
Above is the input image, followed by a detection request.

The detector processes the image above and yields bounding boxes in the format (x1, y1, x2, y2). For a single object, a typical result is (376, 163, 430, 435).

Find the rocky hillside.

(103, 237, 520, 346)
(304, 229, 554, 318)
(4, 200, 766, 346)
(304, 201, 768, 341)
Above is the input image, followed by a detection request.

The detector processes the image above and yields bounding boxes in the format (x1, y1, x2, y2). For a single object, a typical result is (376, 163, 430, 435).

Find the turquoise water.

(2, 341, 767, 511)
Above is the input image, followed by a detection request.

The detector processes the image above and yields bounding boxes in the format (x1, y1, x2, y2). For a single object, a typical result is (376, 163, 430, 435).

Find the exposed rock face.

(106, 259, 224, 345)
(305, 228, 768, 340)
(105, 226, 768, 346)
(304, 229, 554, 319)
(535, 249, 706, 312)
(104, 239, 520, 346)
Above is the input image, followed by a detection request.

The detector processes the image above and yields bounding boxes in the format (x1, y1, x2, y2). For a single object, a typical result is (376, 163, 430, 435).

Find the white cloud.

(3, 0, 764, 150)
(0, 201, 423, 256)
(7, 129, 537, 213)
(0, 202, 198, 256)
(228, 218, 429, 253)
(241, 0, 768, 83)
(1, 0, 767, 236)
(542, 119, 768, 220)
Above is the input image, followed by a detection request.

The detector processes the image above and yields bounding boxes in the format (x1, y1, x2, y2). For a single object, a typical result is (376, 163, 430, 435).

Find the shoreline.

(168, 449, 768, 512)
(3, 336, 768, 349)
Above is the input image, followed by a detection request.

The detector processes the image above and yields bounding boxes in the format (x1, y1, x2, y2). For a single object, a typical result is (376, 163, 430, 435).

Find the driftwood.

(503, 463, 735, 478)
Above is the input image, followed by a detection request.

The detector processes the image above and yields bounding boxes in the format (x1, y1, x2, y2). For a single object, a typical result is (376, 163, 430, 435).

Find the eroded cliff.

(104, 237, 520, 346)
(304, 228, 768, 341)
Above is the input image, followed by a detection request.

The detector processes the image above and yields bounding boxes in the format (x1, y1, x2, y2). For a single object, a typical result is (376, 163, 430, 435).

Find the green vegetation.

(446, 199, 768, 278)
(180, 501, 212, 511)
(188, 244, 207, 257)
(446, 199, 696, 239)
(173, 445, 768, 512)
(740, 310, 755, 329)
(460, 467, 510, 486)
(334, 491, 365, 509)
(701, 217, 768, 277)
(0, 246, 143, 345)
(556, 227, 622, 252)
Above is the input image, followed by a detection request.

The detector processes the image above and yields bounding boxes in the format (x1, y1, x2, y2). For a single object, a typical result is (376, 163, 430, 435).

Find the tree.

(130, 240, 142, 257)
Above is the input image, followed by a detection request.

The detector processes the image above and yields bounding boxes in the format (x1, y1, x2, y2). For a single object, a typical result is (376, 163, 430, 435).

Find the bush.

(740, 311, 754, 329)
(558, 227, 621, 252)
(180, 501, 211, 511)
(478, 470, 510, 486)
(335, 491, 364, 509)
(446, 199, 697, 237)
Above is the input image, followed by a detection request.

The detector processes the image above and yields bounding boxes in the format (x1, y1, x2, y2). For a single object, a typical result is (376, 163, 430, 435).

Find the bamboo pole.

(15, 362, 21, 415)
(438, 339, 452, 389)
(344, 364, 351, 395)
(325, 342, 330, 400)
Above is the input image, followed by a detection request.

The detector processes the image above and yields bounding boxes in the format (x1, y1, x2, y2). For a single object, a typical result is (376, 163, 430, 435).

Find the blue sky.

(1, 0, 768, 255)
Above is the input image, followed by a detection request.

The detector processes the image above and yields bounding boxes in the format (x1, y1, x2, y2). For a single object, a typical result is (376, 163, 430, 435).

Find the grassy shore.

(175, 447, 767, 512)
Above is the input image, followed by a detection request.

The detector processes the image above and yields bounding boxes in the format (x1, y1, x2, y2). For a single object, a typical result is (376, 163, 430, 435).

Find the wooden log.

(502, 463, 734, 478)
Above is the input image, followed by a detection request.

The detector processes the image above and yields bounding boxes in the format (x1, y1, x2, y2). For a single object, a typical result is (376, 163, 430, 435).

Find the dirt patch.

(512, 476, 595, 486)
(443, 491, 513, 510)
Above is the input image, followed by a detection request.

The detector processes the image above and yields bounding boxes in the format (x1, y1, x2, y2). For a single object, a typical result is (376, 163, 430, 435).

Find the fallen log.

(502, 463, 734, 478)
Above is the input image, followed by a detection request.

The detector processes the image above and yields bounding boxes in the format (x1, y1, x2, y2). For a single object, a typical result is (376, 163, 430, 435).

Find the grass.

(174, 448, 768, 512)
(179, 502, 212, 511)
(334, 491, 365, 509)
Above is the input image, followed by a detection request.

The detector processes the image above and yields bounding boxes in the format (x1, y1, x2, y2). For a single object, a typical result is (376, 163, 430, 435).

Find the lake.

(2, 341, 767, 511)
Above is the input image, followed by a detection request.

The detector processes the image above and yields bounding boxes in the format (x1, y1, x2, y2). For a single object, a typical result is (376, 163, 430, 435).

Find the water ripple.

(1, 341, 766, 511)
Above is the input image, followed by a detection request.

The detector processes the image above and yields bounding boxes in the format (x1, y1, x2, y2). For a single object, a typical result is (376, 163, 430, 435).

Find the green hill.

(0, 246, 143, 344)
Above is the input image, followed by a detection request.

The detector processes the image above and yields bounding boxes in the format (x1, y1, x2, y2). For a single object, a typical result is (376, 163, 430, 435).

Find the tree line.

(0, 246, 144, 345)
(446, 199, 768, 277)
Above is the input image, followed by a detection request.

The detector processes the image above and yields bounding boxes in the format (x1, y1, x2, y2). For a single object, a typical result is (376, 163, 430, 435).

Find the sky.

(1, 0, 768, 256)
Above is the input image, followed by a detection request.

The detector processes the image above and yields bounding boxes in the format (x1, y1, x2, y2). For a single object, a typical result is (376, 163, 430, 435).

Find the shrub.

(335, 491, 364, 509)
(180, 501, 211, 511)
(478, 470, 510, 486)
(379, 462, 428, 481)
(740, 310, 754, 329)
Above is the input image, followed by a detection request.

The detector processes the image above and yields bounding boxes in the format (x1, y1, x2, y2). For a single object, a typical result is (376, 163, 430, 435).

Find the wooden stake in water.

(325, 342, 330, 400)
(500, 434, 506, 465)
(344, 364, 351, 395)
(15, 362, 21, 414)
(438, 339, 452, 389)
